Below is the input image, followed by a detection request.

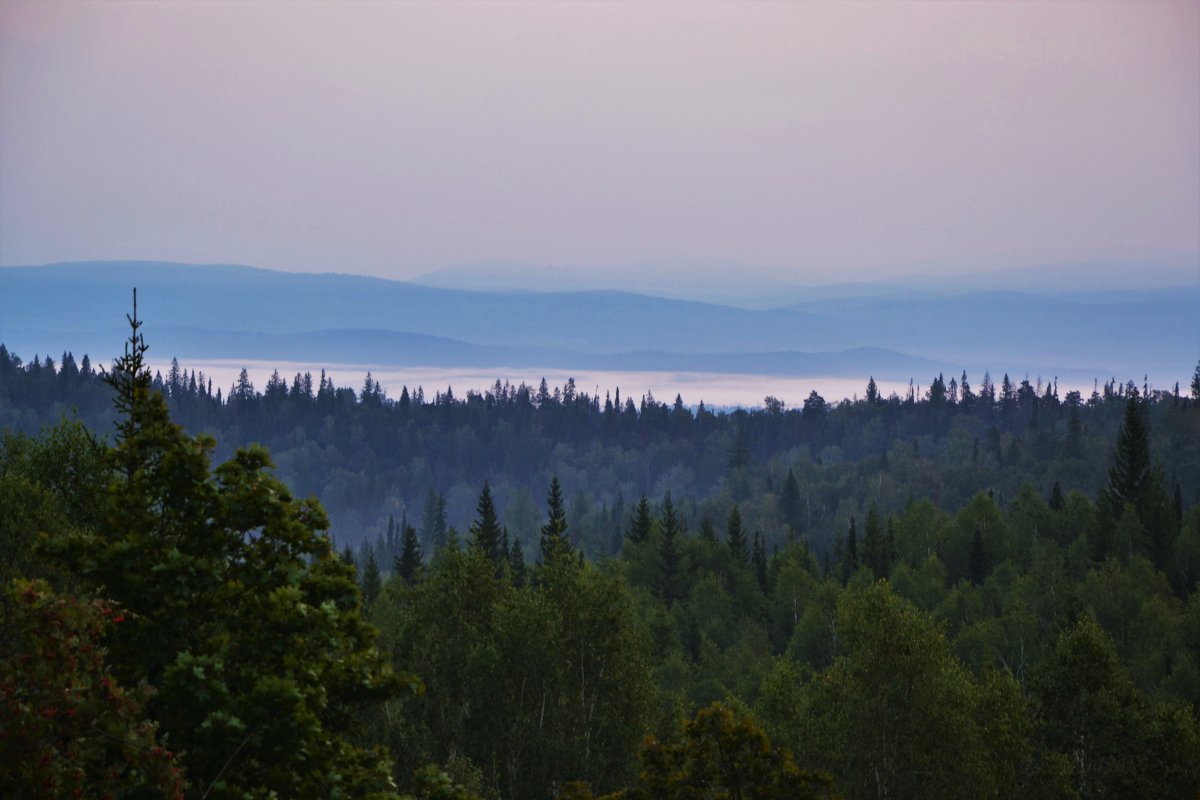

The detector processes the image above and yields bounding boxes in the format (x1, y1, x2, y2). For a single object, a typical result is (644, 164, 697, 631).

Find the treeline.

(3, 330, 1200, 798)
(3, 343, 1199, 566)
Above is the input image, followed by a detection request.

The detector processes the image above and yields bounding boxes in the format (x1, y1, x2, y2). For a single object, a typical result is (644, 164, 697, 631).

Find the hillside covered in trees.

(3, 336, 1200, 798)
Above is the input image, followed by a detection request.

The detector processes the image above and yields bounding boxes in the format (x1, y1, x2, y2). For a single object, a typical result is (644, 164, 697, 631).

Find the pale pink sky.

(1, 0, 1197, 282)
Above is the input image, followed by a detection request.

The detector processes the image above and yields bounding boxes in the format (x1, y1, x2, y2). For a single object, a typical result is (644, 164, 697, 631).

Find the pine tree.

(969, 527, 988, 585)
(656, 494, 682, 604)
(469, 482, 504, 567)
(698, 517, 717, 544)
(1063, 404, 1084, 459)
(841, 516, 859, 583)
(1049, 481, 1065, 511)
(42, 294, 404, 797)
(726, 505, 747, 565)
(1191, 360, 1200, 402)
(361, 548, 382, 605)
(865, 376, 879, 404)
(781, 467, 802, 537)
(752, 531, 768, 592)
(540, 475, 571, 563)
(395, 522, 423, 585)
(1108, 395, 1151, 513)
(509, 537, 527, 587)
(628, 496, 654, 544)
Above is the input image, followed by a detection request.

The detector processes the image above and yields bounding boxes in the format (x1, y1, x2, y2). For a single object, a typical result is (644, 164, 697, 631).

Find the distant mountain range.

(1, 260, 1196, 386)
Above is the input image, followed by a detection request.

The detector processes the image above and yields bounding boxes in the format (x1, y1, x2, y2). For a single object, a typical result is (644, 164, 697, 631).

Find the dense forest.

(3, 332, 1200, 798)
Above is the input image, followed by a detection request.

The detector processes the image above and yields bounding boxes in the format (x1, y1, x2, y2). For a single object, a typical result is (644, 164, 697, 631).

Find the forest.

(2, 332, 1200, 799)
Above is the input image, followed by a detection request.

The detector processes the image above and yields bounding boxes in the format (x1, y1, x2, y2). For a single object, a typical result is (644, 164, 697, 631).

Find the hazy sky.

(1, 0, 1197, 282)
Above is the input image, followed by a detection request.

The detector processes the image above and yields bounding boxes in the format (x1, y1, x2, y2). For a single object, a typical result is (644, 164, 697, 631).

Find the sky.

(1, 0, 1197, 284)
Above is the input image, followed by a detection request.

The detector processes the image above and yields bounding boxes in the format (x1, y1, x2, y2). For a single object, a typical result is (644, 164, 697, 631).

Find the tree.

(362, 548, 383, 606)
(753, 531, 768, 592)
(727, 504, 748, 565)
(781, 467, 802, 537)
(620, 703, 837, 800)
(540, 475, 571, 564)
(1032, 617, 1200, 798)
(657, 494, 684, 604)
(469, 482, 504, 567)
(628, 495, 654, 545)
(42, 298, 405, 798)
(396, 522, 424, 585)
(791, 583, 1032, 800)
(1191, 359, 1200, 402)
(1108, 395, 1151, 513)
(0, 579, 184, 799)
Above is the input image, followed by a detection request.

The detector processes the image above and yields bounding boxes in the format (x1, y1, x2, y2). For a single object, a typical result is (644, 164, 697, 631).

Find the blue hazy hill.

(1, 260, 1195, 384)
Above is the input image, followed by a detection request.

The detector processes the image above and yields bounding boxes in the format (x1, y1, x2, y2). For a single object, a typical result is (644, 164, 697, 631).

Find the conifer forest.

(3, 320, 1200, 799)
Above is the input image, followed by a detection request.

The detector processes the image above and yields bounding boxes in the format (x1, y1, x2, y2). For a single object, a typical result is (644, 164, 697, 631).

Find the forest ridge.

(2, 328, 1200, 796)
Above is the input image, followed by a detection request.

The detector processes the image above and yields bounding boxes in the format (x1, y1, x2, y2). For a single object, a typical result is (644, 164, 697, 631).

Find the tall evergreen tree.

(752, 531, 768, 592)
(726, 505, 747, 565)
(1049, 480, 1065, 511)
(656, 494, 683, 604)
(540, 475, 571, 563)
(1108, 395, 1151, 514)
(509, 537, 527, 587)
(395, 522, 423, 585)
(469, 482, 504, 566)
(628, 496, 654, 544)
(841, 516, 859, 583)
(41, 296, 404, 797)
(361, 548, 382, 606)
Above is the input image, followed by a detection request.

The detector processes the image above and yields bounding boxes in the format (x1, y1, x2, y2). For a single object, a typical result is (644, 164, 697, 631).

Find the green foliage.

(373, 546, 654, 799)
(30, 309, 406, 798)
(1032, 616, 1200, 798)
(627, 703, 838, 800)
(0, 579, 184, 799)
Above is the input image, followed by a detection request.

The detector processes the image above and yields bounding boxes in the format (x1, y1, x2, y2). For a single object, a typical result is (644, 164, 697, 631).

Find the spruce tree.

(1049, 481, 1065, 511)
(726, 505, 747, 565)
(361, 548, 382, 605)
(469, 482, 504, 566)
(43, 294, 404, 797)
(509, 537, 527, 587)
(540, 475, 571, 563)
(1108, 395, 1151, 514)
(752, 531, 768, 592)
(842, 516, 859, 583)
(395, 522, 423, 585)
(628, 496, 654, 544)
(657, 494, 682, 604)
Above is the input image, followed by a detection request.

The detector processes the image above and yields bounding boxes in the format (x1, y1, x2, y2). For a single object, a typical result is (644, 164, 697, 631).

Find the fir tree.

(469, 482, 504, 566)
(656, 494, 683, 604)
(1049, 480, 1065, 511)
(628, 496, 654, 544)
(726, 505, 747, 565)
(361, 548, 382, 605)
(395, 522, 423, 585)
(841, 516, 859, 583)
(540, 475, 571, 563)
(752, 531, 768, 592)
(1108, 395, 1151, 514)
(509, 537, 527, 587)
